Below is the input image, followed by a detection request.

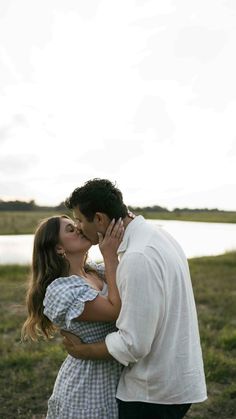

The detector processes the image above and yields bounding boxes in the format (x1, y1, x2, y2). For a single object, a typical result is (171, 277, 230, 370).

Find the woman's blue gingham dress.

(43, 264, 123, 419)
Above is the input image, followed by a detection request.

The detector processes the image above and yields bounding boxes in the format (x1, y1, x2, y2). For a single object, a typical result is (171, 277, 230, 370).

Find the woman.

(21, 214, 124, 419)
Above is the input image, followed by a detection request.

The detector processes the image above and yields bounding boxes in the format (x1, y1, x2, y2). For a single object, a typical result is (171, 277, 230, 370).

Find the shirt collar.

(117, 215, 145, 254)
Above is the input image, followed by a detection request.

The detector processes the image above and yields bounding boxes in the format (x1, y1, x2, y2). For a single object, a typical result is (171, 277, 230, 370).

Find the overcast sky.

(0, 0, 236, 210)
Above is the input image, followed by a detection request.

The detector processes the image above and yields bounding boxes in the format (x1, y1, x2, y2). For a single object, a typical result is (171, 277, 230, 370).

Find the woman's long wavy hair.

(21, 215, 75, 341)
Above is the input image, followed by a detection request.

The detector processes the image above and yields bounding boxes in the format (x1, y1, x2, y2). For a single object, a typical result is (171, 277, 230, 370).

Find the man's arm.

(61, 330, 114, 360)
(62, 253, 164, 365)
(105, 252, 164, 365)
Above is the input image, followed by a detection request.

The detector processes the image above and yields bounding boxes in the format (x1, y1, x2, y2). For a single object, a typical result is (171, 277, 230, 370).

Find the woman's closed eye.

(66, 224, 76, 232)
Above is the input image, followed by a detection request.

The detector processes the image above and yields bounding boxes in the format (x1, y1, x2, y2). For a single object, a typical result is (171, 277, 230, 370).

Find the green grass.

(0, 254, 236, 418)
(0, 209, 236, 235)
(137, 210, 236, 224)
(0, 211, 68, 235)
(0, 265, 65, 418)
(187, 253, 236, 418)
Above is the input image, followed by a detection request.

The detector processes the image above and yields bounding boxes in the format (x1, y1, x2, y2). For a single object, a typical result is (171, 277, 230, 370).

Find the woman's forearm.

(103, 256, 121, 313)
(98, 218, 123, 315)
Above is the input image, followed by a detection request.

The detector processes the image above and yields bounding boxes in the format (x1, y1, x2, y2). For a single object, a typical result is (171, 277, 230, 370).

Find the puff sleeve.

(43, 275, 99, 329)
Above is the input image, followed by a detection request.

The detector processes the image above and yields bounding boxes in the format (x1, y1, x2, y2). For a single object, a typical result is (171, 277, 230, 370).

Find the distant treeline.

(129, 205, 226, 213)
(0, 199, 232, 213)
(0, 200, 66, 212)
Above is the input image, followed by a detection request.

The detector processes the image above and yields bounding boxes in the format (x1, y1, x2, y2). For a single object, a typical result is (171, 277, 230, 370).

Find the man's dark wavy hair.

(65, 178, 128, 221)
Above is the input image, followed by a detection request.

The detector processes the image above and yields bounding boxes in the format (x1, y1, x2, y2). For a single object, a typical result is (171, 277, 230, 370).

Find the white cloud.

(174, 26, 227, 63)
(0, 0, 235, 210)
(133, 95, 175, 140)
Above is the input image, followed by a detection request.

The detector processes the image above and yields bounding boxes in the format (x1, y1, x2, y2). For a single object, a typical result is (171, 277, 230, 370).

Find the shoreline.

(0, 210, 236, 236)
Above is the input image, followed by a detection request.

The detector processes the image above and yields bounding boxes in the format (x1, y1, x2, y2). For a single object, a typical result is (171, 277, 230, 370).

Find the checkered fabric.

(43, 263, 123, 419)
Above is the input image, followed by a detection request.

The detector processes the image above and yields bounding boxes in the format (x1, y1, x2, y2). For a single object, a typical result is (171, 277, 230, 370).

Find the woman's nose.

(75, 224, 81, 234)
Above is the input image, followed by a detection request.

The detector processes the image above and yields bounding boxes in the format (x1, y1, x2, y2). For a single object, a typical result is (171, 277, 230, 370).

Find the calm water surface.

(0, 219, 235, 264)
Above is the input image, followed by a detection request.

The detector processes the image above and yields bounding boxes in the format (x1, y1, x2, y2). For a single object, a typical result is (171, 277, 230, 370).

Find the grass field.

(0, 209, 236, 235)
(0, 253, 236, 418)
(136, 210, 236, 224)
(0, 211, 65, 235)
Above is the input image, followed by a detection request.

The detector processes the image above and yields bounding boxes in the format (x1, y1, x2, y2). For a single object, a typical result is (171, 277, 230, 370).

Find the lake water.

(0, 219, 236, 265)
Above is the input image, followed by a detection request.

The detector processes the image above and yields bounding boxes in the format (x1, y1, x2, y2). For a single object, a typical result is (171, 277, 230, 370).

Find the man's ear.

(94, 212, 110, 228)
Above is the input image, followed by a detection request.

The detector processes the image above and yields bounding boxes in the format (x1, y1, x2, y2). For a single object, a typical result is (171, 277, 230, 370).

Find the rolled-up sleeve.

(105, 330, 138, 366)
(105, 252, 165, 366)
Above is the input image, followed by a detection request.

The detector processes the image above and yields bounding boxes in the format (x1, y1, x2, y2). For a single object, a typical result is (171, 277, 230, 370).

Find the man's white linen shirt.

(105, 216, 207, 404)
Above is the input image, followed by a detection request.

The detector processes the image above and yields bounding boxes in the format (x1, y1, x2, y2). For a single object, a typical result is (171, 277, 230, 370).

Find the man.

(62, 178, 207, 419)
